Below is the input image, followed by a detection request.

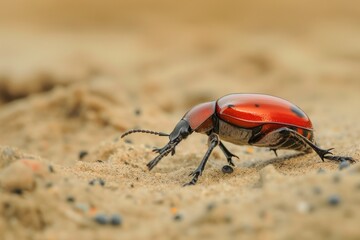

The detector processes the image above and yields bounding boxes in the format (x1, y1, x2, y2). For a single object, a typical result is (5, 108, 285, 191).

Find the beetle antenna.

(121, 129, 170, 138)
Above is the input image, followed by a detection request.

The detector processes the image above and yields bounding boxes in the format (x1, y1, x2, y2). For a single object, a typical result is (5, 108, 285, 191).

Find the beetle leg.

(147, 141, 180, 170)
(276, 128, 356, 163)
(218, 141, 238, 166)
(184, 133, 220, 186)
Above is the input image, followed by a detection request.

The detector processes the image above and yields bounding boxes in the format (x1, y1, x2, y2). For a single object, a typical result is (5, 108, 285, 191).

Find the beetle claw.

(227, 158, 236, 166)
(323, 155, 357, 164)
(153, 146, 167, 154)
(184, 171, 200, 186)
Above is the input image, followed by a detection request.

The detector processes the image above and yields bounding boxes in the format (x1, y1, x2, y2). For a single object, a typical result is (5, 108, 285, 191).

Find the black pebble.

(339, 161, 350, 170)
(79, 151, 88, 160)
(110, 214, 123, 226)
(125, 139, 133, 144)
(99, 179, 105, 186)
(174, 214, 183, 221)
(94, 214, 109, 225)
(134, 108, 142, 116)
(222, 165, 234, 174)
(328, 195, 341, 206)
(66, 196, 75, 203)
(206, 203, 216, 212)
(12, 189, 23, 195)
(48, 165, 55, 173)
(89, 178, 105, 186)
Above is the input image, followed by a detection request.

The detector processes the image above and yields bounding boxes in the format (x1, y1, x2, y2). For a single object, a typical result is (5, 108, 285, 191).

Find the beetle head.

(120, 119, 192, 170)
(169, 119, 192, 142)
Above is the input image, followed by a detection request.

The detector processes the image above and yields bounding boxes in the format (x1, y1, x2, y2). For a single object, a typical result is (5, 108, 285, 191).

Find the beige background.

(0, 1, 360, 239)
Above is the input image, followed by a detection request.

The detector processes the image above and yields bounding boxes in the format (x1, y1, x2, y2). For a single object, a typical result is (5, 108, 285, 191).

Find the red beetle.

(121, 94, 355, 185)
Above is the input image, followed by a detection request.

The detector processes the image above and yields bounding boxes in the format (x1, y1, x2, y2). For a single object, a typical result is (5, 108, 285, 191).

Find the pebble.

(75, 203, 90, 213)
(94, 214, 109, 225)
(2, 147, 15, 157)
(48, 165, 55, 173)
(110, 214, 123, 226)
(66, 196, 75, 203)
(313, 186, 322, 195)
(327, 195, 341, 206)
(89, 178, 106, 186)
(222, 165, 234, 174)
(173, 214, 183, 221)
(125, 139, 133, 144)
(332, 174, 341, 183)
(206, 202, 216, 212)
(317, 168, 326, 174)
(134, 108, 142, 116)
(297, 201, 313, 213)
(98, 179, 105, 186)
(79, 151, 88, 160)
(339, 161, 350, 170)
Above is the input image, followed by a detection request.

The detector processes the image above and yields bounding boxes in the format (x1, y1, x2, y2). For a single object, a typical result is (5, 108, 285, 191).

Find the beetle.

(121, 93, 355, 186)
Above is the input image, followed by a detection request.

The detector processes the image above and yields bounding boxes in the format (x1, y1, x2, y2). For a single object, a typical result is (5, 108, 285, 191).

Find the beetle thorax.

(183, 101, 216, 133)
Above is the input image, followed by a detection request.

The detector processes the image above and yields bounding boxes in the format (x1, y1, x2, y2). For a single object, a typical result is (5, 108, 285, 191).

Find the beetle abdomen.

(218, 120, 253, 145)
(216, 94, 313, 130)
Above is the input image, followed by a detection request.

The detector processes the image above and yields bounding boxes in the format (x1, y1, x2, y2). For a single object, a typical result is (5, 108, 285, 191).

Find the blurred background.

(0, 2, 360, 239)
(0, 0, 359, 162)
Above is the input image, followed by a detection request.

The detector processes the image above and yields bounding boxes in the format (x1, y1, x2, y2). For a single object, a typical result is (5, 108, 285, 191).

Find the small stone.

(222, 165, 234, 174)
(206, 202, 216, 212)
(174, 213, 183, 221)
(313, 186, 322, 195)
(328, 195, 341, 206)
(317, 168, 326, 174)
(125, 139, 133, 144)
(110, 214, 122, 226)
(94, 214, 109, 225)
(48, 165, 55, 173)
(98, 179, 105, 186)
(66, 196, 75, 203)
(89, 178, 105, 186)
(339, 161, 350, 170)
(79, 151, 88, 160)
(333, 174, 341, 183)
(12, 189, 23, 195)
(297, 201, 313, 213)
(3, 147, 15, 157)
(134, 108, 142, 116)
(75, 203, 89, 213)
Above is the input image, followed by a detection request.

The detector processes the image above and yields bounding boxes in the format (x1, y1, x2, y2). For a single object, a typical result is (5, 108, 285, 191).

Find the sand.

(0, 1, 360, 239)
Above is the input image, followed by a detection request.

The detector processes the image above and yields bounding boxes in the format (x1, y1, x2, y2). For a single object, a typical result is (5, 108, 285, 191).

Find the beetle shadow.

(239, 152, 307, 170)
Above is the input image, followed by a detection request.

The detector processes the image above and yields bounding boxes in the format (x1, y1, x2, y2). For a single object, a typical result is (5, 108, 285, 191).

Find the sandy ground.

(1, 1, 360, 240)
